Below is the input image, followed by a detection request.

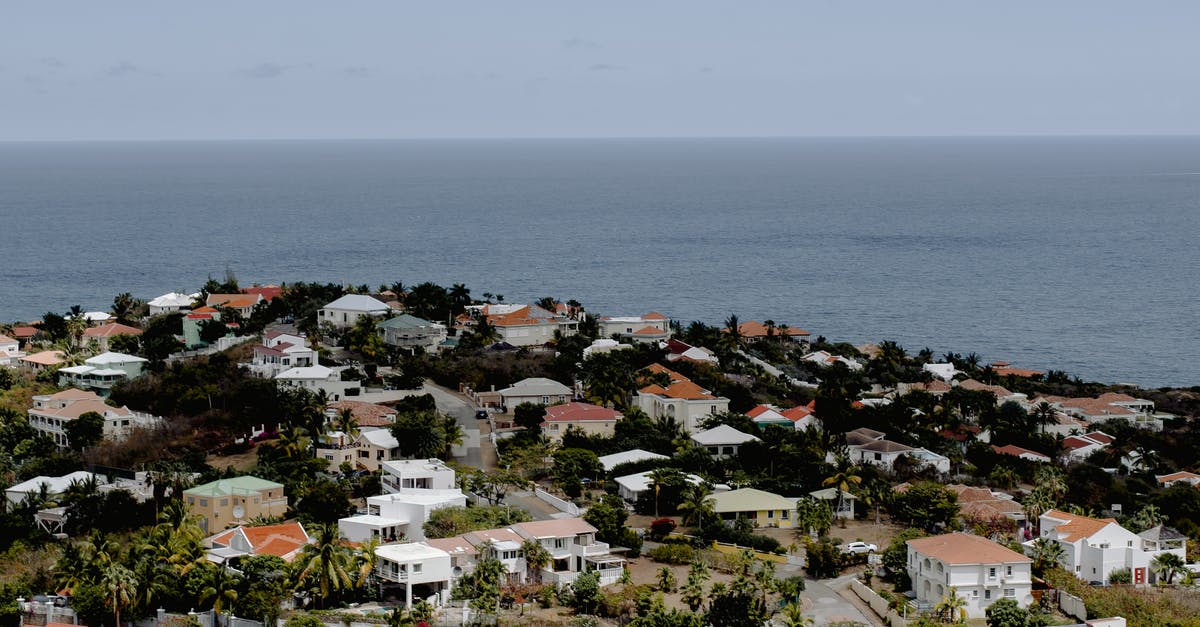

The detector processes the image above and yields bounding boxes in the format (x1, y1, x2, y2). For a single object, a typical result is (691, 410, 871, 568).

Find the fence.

(534, 487, 581, 516)
(1058, 590, 1087, 622)
(849, 579, 910, 627)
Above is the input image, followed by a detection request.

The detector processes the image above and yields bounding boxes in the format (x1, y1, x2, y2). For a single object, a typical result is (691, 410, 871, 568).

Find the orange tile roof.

(21, 350, 66, 365)
(642, 312, 668, 320)
(991, 444, 1049, 459)
(489, 306, 556, 327)
(633, 326, 667, 335)
(1043, 509, 1119, 541)
(543, 402, 623, 422)
(11, 326, 39, 338)
(328, 400, 397, 427)
(206, 293, 262, 309)
(1156, 471, 1200, 485)
(994, 367, 1043, 378)
(235, 522, 310, 560)
(83, 322, 142, 338)
(0, 333, 16, 344)
(733, 320, 810, 338)
(638, 384, 669, 395)
(958, 379, 1013, 398)
(241, 285, 282, 301)
(640, 363, 687, 384)
(907, 532, 1031, 565)
(658, 380, 716, 400)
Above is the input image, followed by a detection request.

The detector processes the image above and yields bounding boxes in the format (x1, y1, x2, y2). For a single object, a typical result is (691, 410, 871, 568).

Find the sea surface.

(1, 137, 1197, 387)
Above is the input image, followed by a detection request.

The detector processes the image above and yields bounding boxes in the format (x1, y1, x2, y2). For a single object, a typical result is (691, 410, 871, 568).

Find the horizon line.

(3, 132, 1200, 144)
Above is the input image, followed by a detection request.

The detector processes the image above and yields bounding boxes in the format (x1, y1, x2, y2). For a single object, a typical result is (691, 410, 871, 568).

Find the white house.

(612, 470, 725, 503)
(318, 294, 392, 329)
(57, 352, 147, 394)
(0, 333, 25, 367)
(381, 458, 457, 494)
(991, 444, 1052, 464)
(802, 350, 864, 371)
(147, 292, 198, 316)
(28, 389, 160, 448)
(850, 439, 915, 469)
(636, 364, 730, 433)
(1030, 509, 1187, 585)
(690, 424, 760, 459)
(597, 312, 670, 343)
(923, 363, 959, 381)
(377, 314, 448, 354)
(274, 364, 354, 400)
(510, 518, 626, 586)
(496, 377, 573, 410)
(484, 304, 577, 347)
(340, 489, 466, 543)
(908, 533, 1034, 619)
(663, 339, 720, 365)
(244, 331, 316, 378)
(1156, 471, 1200, 488)
(375, 543, 454, 609)
(5, 470, 104, 507)
(1061, 432, 1114, 463)
(808, 488, 857, 520)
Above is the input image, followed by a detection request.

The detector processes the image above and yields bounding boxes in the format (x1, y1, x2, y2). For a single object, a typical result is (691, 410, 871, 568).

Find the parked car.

(475, 409, 490, 420)
(841, 541, 877, 554)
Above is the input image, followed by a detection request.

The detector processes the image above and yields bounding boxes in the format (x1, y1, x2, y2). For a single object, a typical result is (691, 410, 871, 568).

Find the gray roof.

(1138, 524, 1187, 542)
(378, 314, 440, 329)
(690, 424, 760, 446)
(498, 377, 572, 397)
(322, 294, 391, 312)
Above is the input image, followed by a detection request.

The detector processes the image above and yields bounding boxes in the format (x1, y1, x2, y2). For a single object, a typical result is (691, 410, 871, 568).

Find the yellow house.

(707, 487, 798, 529)
(183, 475, 287, 533)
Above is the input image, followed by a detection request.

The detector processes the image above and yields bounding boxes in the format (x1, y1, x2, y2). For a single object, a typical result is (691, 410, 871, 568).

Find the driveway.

(803, 574, 882, 627)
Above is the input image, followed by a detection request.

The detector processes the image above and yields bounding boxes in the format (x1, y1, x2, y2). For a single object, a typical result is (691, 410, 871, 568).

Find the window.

(220, 499, 229, 507)
(767, 511, 774, 519)
(1006, 566, 1013, 577)
(200, 499, 208, 507)
(1004, 588, 1015, 598)
(187, 497, 194, 505)
(412, 563, 422, 573)
(985, 590, 992, 600)
(874, 453, 882, 461)
(971, 590, 979, 598)
(988, 567, 996, 578)
(781, 510, 789, 520)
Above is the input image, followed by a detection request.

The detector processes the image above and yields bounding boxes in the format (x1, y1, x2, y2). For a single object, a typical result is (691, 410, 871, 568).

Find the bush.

(648, 543, 695, 564)
(649, 517, 677, 540)
(1108, 567, 1132, 584)
(805, 539, 843, 578)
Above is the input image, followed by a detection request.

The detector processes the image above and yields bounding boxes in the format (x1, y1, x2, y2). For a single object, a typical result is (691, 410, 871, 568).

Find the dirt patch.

(207, 447, 260, 472)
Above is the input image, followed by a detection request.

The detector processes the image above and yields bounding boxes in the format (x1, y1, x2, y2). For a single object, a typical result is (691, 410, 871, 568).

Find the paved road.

(804, 574, 882, 627)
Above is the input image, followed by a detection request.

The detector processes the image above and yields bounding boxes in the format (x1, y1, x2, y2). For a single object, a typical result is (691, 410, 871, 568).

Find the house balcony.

(571, 541, 612, 557)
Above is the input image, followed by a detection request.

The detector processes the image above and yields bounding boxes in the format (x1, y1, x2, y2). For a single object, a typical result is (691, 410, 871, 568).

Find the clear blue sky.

(3, 1, 1198, 140)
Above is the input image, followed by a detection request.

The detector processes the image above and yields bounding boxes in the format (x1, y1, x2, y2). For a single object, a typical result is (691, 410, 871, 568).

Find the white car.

(842, 541, 877, 554)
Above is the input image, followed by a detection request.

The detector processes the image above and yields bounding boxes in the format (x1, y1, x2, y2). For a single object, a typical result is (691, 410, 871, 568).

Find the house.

(598, 449, 670, 473)
(663, 339, 719, 365)
(597, 313, 670, 343)
(849, 438, 914, 469)
(510, 518, 626, 586)
(781, 403, 819, 431)
(338, 428, 404, 472)
(801, 350, 864, 371)
(991, 362, 1044, 379)
(147, 292, 198, 316)
(243, 331, 317, 378)
(1156, 471, 1200, 488)
(240, 285, 283, 302)
(377, 314, 448, 354)
(690, 424, 760, 459)
(1054, 394, 1164, 431)
(542, 402, 622, 442)
(0, 333, 25, 366)
(340, 488, 466, 543)
(483, 304, 577, 347)
(808, 488, 857, 519)
(56, 352, 147, 394)
(325, 400, 398, 428)
(707, 487, 798, 528)
(636, 365, 730, 433)
(732, 320, 810, 343)
(747, 404, 792, 428)
(81, 322, 142, 351)
(205, 293, 264, 317)
(274, 364, 353, 400)
(9, 325, 41, 346)
(183, 476, 287, 534)
(613, 470, 725, 503)
(381, 458, 457, 494)
(907, 448, 952, 473)
(582, 338, 631, 358)
(205, 521, 310, 564)
(1030, 509, 1187, 585)
(496, 377, 573, 411)
(991, 444, 1052, 464)
(375, 543, 454, 609)
(181, 306, 224, 348)
(1062, 432, 1113, 462)
(923, 363, 959, 381)
(957, 379, 1026, 404)
(317, 294, 392, 329)
(845, 427, 886, 446)
(947, 485, 1026, 528)
(5, 470, 104, 506)
(28, 389, 160, 448)
(908, 533, 1034, 618)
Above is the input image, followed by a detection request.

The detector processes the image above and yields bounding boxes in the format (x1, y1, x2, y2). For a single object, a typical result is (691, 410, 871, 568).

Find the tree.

(512, 402, 547, 434)
(1028, 538, 1064, 576)
(657, 566, 677, 593)
(934, 587, 967, 624)
(295, 481, 354, 524)
(521, 538, 551, 584)
(676, 482, 714, 530)
(64, 411, 106, 451)
(296, 522, 353, 607)
(569, 569, 603, 615)
(891, 482, 959, 531)
(1152, 552, 1186, 584)
(795, 497, 834, 538)
(778, 602, 813, 627)
(196, 562, 242, 622)
(984, 597, 1029, 627)
(707, 588, 766, 627)
(804, 539, 843, 579)
(389, 409, 455, 459)
(584, 495, 630, 546)
(1128, 504, 1166, 532)
(101, 563, 138, 627)
(680, 562, 710, 612)
(552, 448, 603, 498)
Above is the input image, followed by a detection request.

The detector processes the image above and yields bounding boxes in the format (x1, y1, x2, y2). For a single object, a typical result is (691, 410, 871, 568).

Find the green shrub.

(648, 543, 695, 564)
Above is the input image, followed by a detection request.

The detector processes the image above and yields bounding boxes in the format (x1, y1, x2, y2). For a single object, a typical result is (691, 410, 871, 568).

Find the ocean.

(1, 137, 1197, 387)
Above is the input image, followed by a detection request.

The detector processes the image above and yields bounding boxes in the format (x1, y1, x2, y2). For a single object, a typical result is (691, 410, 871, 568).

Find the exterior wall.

(495, 322, 558, 346)
(500, 391, 571, 409)
(319, 307, 385, 329)
(543, 419, 617, 442)
(637, 394, 729, 433)
(381, 460, 457, 493)
(184, 487, 287, 534)
(379, 325, 447, 353)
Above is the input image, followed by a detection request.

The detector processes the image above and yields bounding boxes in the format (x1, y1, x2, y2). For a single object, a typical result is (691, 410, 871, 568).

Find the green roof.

(184, 475, 283, 497)
(378, 314, 436, 329)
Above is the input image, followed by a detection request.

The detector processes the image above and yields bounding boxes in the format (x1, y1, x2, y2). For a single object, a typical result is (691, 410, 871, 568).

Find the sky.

(3, 1, 1199, 140)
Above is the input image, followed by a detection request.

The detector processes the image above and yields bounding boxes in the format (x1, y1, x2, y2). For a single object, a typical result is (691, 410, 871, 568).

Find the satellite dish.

(232, 505, 246, 520)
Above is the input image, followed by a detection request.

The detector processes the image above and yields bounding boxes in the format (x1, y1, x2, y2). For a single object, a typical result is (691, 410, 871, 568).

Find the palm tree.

(197, 563, 241, 624)
(677, 482, 715, 530)
(1130, 504, 1166, 531)
(101, 563, 138, 627)
(1029, 538, 1065, 575)
(721, 314, 742, 352)
(1034, 466, 1068, 502)
(520, 538, 551, 584)
(1022, 488, 1056, 535)
(778, 602, 813, 627)
(647, 468, 683, 518)
(297, 522, 353, 607)
(822, 466, 862, 526)
(1152, 552, 1186, 584)
(934, 587, 967, 624)
(354, 536, 380, 589)
(860, 478, 889, 525)
(333, 407, 361, 441)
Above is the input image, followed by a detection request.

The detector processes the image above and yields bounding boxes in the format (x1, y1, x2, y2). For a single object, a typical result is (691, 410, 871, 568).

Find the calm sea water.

(1, 137, 1197, 387)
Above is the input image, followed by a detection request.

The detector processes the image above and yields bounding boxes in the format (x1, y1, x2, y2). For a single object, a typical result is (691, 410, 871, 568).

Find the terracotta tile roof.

(212, 522, 310, 561)
(327, 400, 397, 427)
(1083, 431, 1114, 444)
(11, 326, 39, 339)
(907, 532, 1031, 565)
(206, 293, 262, 309)
(658, 380, 716, 401)
(1043, 509, 1119, 541)
(83, 322, 142, 338)
(21, 350, 66, 365)
(465, 528, 524, 546)
(633, 326, 667, 335)
(642, 312, 668, 320)
(543, 402, 623, 422)
(781, 403, 815, 422)
(488, 305, 557, 328)
(1156, 471, 1200, 485)
(994, 367, 1043, 378)
(33, 398, 133, 420)
(241, 285, 282, 301)
(0, 333, 16, 344)
(958, 379, 1013, 398)
(1097, 392, 1139, 403)
(733, 320, 810, 338)
(638, 384, 669, 395)
(991, 444, 1050, 460)
(48, 388, 103, 401)
(642, 363, 686, 383)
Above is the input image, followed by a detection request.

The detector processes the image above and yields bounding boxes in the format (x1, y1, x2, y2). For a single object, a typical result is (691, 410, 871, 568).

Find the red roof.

(241, 285, 283, 301)
(11, 326, 38, 339)
(83, 322, 142, 338)
(643, 312, 668, 320)
(992, 444, 1049, 459)
(733, 320, 810, 338)
(633, 326, 667, 335)
(543, 402, 622, 422)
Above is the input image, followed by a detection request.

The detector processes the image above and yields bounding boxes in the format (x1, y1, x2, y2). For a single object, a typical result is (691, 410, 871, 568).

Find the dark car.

(475, 409, 489, 420)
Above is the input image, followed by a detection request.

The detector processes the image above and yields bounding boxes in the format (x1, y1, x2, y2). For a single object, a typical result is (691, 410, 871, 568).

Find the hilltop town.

(2, 277, 1199, 627)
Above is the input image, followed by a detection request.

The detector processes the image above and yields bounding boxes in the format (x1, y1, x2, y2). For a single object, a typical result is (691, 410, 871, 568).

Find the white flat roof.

(341, 514, 408, 526)
(376, 542, 450, 562)
(598, 449, 670, 472)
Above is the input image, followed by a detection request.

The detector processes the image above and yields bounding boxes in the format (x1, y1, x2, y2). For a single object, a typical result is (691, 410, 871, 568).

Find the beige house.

(541, 402, 622, 442)
(28, 388, 160, 448)
(183, 476, 287, 534)
(81, 322, 142, 351)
